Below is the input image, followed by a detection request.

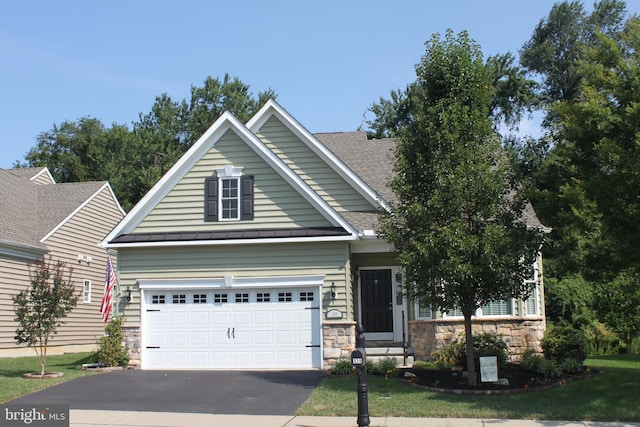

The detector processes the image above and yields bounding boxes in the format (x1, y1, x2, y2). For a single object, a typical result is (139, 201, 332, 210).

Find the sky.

(2, 1, 635, 169)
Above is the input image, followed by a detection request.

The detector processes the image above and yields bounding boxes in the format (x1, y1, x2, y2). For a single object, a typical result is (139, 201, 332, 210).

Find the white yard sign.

(479, 356, 498, 382)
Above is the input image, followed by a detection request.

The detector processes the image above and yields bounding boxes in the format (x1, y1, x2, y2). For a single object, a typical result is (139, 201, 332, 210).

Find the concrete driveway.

(9, 369, 326, 415)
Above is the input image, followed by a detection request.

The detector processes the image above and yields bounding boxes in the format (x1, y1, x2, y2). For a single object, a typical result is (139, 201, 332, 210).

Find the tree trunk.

(464, 314, 477, 386)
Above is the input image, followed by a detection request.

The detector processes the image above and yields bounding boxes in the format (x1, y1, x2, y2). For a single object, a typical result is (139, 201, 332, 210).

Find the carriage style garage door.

(139, 279, 322, 370)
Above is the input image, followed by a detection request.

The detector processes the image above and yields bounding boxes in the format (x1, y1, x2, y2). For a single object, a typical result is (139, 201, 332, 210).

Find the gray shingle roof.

(313, 131, 548, 233)
(8, 167, 48, 180)
(314, 132, 396, 204)
(0, 168, 107, 249)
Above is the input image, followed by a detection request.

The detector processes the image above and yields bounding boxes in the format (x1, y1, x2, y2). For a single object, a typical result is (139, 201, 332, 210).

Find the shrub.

(560, 358, 583, 375)
(376, 357, 398, 378)
(97, 317, 129, 367)
(541, 324, 587, 365)
(472, 333, 508, 368)
(431, 340, 462, 367)
(431, 332, 508, 371)
(520, 350, 544, 373)
(331, 359, 354, 376)
(583, 321, 624, 355)
(538, 359, 561, 379)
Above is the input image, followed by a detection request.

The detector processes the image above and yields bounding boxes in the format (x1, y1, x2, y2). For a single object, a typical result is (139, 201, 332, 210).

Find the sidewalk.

(70, 410, 640, 427)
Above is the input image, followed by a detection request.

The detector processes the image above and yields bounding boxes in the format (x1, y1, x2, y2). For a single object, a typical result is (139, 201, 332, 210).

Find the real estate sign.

(479, 356, 498, 382)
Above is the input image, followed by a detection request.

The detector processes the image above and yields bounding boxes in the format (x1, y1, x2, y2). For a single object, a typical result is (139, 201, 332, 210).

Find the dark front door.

(360, 269, 393, 338)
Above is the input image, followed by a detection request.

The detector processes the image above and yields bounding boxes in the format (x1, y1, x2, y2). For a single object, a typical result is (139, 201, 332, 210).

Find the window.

(152, 295, 166, 304)
(300, 291, 314, 301)
(523, 262, 539, 316)
(524, 288, 538, 316)
(415, 303, 432, 320)
(193, 294, 207, 304)
(172, 294, 186, 304)
(83, 280, 91, 303)
(204, 165, 254, 222)
(221, 178, 239, 220)
(214, 293, 228, 303)
(278, 292, 292, 302)
(445, 307, 464, 318)
(481, 300, 513, 316)
(235, 293, 249, 303)
(257, 292, 271, 302)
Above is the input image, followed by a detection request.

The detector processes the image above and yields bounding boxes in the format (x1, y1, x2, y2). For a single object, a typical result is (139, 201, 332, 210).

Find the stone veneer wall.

(323, 321, 356, 368)
(408, 318, 546, 361)
(123, 326, 141, 368)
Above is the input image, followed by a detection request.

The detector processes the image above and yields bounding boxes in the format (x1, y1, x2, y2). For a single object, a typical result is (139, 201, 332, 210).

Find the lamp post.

(351, 323, 370, 427)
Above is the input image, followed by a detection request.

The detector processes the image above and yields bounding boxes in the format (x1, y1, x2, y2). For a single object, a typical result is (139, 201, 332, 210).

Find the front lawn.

(0, 352, 98, 403)
(297, 354, 640, 422)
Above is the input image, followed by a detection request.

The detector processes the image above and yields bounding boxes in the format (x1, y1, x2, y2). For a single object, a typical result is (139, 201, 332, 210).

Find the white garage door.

(140, 286, 322, 370)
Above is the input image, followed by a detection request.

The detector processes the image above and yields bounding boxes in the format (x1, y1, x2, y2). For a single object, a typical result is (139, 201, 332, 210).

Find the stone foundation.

(122, 326, 141, 368)
(323, 321, 356, 368)
(408, 318, 546, 361)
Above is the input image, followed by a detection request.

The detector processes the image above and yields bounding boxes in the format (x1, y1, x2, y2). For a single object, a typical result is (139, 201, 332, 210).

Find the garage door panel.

(233, 310, 253, 324)
(254, 331, 274, 345)
(191, 351, 209, 365)
(276, 310, 295, 324)
(191, 331, 209, 345)
(170, 312, 189, 325)
(191, 311, 209, 325)
(276, 330, 295, 344)
(233, 329, 252, 345)
(212, 312, 231, 323)
(170, 352, 188, 366)
(170, 332, 188, 345)
(142, 287, 321, 370)
(254, 311, 273, 324)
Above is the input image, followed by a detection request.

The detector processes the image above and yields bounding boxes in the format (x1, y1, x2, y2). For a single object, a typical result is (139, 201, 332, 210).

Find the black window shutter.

(241, 176, 254, 220)
(204, 176, 218, 222)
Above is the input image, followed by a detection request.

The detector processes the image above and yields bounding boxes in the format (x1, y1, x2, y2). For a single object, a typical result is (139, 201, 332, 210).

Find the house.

(103, 100, 547, 370)
(0, 167, 125, 357)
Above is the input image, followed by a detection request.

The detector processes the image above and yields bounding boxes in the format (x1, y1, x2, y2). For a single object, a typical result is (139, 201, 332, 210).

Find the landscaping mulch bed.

(401, 364, 598, 395)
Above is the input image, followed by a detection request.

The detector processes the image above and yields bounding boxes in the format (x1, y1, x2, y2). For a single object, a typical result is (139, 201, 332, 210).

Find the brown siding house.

(0, 167, 125, 357)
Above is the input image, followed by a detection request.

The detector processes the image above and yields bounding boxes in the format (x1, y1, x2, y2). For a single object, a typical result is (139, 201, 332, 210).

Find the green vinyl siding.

(256, 116, 376, 213)
(134, 129, 331, 233)
(117, 241, 352, 325)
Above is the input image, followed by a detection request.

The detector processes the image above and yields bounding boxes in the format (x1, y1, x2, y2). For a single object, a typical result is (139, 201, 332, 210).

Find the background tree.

(514, 1, 639, 351)
(20, 75, 275, 211)
(378, 30, 545, 385)
(13, 257, 78, 377)
(367, 52, 537, 139)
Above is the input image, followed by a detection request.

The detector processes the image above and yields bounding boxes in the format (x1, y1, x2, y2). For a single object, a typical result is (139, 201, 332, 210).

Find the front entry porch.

(358, 268, 408, 343)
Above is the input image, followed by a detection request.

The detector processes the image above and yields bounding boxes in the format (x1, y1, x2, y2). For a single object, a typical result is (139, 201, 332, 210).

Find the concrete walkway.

(70, 410, 640, 427)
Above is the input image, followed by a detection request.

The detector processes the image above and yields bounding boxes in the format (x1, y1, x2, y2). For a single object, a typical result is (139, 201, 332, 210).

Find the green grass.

(297, 354, 640, 422)
(0, 352, 98, 403)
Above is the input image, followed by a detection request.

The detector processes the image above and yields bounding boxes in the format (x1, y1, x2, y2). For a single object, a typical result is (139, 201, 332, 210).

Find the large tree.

(551, 16, 640, 348)
(513, 1, 640, 349)
(368, 52, 537, 139)
(378, 30, 545, 385)
(520, 0, 628, 107)
(20, 75, 275, 211)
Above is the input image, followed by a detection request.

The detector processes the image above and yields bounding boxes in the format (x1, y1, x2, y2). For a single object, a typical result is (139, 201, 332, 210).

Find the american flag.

(100, 256, 116, 323)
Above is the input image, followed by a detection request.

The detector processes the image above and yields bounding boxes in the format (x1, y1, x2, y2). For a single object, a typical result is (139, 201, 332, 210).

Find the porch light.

(125, 287, 132, 302)
(330, 282, 337, 300)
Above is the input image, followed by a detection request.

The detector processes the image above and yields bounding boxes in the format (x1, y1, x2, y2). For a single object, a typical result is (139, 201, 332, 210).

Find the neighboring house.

(0, 167, 125, 357)
(103, 100, 548, 370)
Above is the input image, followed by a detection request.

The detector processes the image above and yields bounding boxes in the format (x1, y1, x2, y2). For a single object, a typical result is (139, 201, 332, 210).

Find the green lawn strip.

(296, 354, 640, 422)
(0, 352, 99, 403)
